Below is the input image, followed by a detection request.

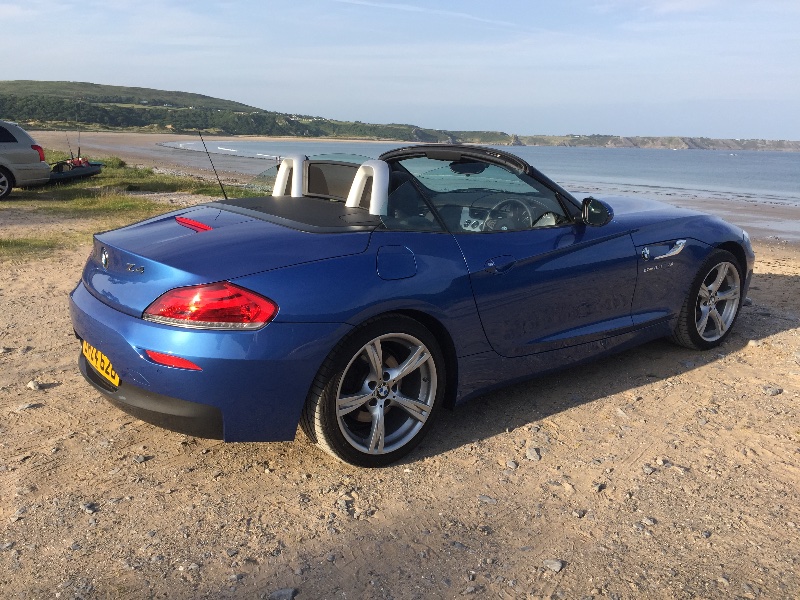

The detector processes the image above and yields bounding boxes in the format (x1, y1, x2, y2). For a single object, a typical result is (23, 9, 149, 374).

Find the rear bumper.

(70, 281, 351, 442)
(79, 352, 223, 439)
(10, 162, 51, 187)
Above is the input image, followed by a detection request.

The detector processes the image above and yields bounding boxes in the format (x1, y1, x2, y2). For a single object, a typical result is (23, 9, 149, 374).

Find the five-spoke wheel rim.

(694, 261, 741, 342)
(336, 333, 437, 455)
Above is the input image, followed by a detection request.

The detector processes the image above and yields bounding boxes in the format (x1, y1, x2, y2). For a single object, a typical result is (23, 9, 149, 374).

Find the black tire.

(671, 249, 743, 350)
(0, 167, 13, 199)
(301, 314, 445, 467)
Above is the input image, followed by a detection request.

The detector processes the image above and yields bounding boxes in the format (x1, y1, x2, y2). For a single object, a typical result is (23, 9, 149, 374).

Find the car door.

(456, 219, 638, 358)
(386, 150, 639, 359)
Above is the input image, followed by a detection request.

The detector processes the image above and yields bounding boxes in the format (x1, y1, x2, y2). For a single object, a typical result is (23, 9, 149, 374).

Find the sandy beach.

(1, 131, 798, 599)
(31, 130, 800, 244)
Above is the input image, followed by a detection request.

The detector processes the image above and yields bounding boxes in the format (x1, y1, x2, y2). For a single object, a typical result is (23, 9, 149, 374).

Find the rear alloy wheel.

(0, 167, 13, 199)
(672, 249, 743, 350)
(302, 315, 444, 467)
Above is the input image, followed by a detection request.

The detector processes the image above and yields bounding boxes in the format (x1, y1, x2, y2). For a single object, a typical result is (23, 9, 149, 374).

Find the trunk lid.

(83, 205, 372, 316)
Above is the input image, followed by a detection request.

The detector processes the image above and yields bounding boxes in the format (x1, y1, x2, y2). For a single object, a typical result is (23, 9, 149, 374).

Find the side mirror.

(581, 197, 613, 227)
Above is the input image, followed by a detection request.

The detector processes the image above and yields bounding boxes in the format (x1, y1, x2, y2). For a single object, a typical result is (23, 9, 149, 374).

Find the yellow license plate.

(82, 340, 120, 387)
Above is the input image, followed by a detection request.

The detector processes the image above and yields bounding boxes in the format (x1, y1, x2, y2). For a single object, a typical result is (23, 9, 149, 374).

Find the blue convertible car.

(70, 145, 754, 466)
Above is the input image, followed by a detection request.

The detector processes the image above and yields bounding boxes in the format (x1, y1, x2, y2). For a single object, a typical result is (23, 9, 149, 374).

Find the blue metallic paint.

(71, 281, 353, 441)
(69, 148, 754, 445)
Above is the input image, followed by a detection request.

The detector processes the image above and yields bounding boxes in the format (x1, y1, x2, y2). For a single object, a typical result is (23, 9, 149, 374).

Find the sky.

(2, 0, 799, 139)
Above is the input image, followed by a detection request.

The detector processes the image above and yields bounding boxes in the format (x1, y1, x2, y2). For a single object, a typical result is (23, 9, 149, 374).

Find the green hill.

(0, 81, 797, 150)
(0, 80, 511, 144)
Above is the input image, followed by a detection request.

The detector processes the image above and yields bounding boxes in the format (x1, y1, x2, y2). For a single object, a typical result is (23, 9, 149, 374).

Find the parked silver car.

(0, 120, 51, 198)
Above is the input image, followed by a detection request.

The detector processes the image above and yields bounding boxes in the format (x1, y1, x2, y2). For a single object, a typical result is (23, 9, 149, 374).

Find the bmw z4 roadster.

(70, 144, 754, 467)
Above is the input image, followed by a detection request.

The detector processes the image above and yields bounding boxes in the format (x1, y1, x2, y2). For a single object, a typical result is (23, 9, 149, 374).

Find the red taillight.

(31, 144, 45, 162)
(144, 350, 202, 371)
(175, 216, 213, 232)
(143, 282, 277, 330)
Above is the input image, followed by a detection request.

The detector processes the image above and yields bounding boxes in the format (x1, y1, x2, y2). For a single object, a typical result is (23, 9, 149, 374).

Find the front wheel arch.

(670, 249, 744, 350)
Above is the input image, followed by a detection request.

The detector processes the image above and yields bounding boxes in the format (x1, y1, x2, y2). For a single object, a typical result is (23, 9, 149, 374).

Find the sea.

(163, 140, 800, 207)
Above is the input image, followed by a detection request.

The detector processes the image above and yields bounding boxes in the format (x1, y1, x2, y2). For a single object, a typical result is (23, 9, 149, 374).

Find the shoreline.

(30, 130, 800, 244)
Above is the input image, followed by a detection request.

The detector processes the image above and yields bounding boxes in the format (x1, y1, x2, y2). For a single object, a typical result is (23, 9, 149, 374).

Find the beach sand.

(2, 131, 798, 598)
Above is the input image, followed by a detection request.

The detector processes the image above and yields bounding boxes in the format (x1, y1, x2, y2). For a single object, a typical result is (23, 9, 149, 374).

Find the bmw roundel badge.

(100, 248, 109, 269)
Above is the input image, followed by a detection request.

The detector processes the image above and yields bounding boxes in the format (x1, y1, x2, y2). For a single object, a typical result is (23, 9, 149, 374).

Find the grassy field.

(0, 149, 247, 259)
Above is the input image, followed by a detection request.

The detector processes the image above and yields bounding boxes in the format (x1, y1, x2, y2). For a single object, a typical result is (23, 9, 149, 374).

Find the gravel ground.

(1, 163, 799, 598)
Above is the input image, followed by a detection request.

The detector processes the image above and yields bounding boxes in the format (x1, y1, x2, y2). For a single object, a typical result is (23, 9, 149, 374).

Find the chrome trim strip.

(655, 239, 686, 260)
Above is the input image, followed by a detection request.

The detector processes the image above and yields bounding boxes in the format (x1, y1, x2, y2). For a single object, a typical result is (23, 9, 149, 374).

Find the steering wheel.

(532, 211, 559, 227)
(483, 199, 533, 231)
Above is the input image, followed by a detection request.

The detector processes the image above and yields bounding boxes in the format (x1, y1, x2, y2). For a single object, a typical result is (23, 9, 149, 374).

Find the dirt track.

(1, 198, 800, 598)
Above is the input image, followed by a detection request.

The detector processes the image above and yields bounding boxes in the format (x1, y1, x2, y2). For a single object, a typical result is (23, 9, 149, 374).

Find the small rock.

(478, 495, 497, 505)
(26, 380, 41, 391)
(572, 509, 586, 518)
(80, 502, 98, 514)
(133, 455, 150, 464)
(1, 542, 14, 551)
(642, 465, 656, 475)
(325, 552, 336, 562)
(642, 517, 656, 526)
(743, 297, 753, 307)
(463, 586, 477, 594)
(227, 573, 244, 582)
(747, 339, 761, 347)
(70, 542, 81, 551)
(543, 559, 565, 573)
(592, 482, 605, 493)
(269, 589, 299, 600)
(763, 386, 783, 396)
(656, 457, 672, 467)
(451, 541, 468, 550)
(226, 548, 239, 557)
(506, 460, 518, 470)
(525, 447, 541, 461)
(701, 530, 712, 538)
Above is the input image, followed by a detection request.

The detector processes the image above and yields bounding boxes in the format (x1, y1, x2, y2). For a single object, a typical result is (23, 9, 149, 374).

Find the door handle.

(484, 255, 516, 274)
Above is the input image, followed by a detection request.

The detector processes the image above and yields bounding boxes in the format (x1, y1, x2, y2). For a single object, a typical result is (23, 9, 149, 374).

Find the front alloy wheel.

(694, 260, 741, 342)
(671, 249, 743, 350)
(302, 316, 444, 467)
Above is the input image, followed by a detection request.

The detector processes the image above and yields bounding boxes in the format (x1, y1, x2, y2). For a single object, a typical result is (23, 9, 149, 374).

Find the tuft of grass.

(0, 237, 64, 258)
(1, 151, 255, 256)
(35, 192, 169, 219)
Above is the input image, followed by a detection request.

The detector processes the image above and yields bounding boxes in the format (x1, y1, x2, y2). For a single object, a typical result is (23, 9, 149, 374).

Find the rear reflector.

(175, 216, 213, 232)
(144, 350, 202, 371)
(143, 281, 278, 330)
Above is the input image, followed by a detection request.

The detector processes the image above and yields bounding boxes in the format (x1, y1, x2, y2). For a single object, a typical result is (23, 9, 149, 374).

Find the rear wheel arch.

(392, 309, 459, 409)
(300, 311, 450, 466)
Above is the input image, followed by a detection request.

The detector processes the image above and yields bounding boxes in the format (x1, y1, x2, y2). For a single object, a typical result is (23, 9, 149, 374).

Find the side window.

(380, 178, 443, 231)
(0, 126, 18, 143)
(397, 157, 570, 233)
